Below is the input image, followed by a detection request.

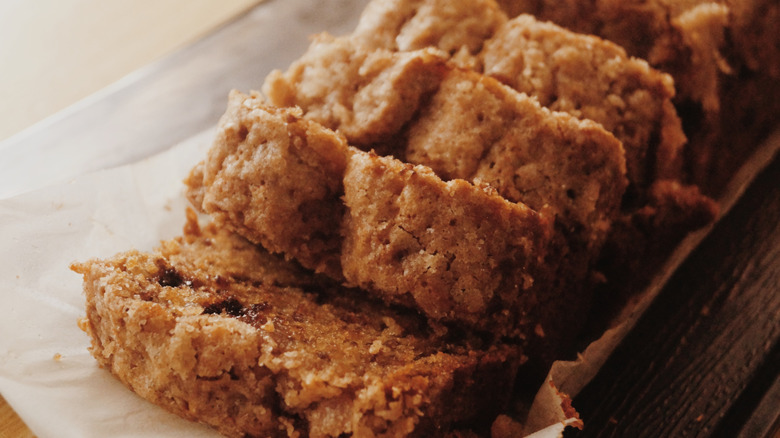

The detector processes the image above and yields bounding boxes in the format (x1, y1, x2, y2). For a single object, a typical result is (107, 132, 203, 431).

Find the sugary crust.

(73, 215, 521, 437)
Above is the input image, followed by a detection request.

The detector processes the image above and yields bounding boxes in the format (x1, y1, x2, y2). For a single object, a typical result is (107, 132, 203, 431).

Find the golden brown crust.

(73, 215, 521, 438)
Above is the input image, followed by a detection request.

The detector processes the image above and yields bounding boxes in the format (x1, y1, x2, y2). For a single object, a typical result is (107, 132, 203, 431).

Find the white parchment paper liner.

(0, 128, 777, 437)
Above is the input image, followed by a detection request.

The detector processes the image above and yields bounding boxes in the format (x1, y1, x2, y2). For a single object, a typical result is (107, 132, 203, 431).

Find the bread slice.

(262, 35, 448, 147)
(187, 96, 347, 281)
(496, 0, 780, 194)
(186, 91, 555, 341)
(481, 14, 685, 191)
(351, 1, 684, 190)
(402, 69, 626, 257)
(72, 211, 522, 438)
(341, 151, 550, 331)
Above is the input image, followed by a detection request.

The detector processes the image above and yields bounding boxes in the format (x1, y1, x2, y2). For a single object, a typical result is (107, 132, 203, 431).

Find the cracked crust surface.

(73, 213, 521, 438)
(352, 0, 507, 57)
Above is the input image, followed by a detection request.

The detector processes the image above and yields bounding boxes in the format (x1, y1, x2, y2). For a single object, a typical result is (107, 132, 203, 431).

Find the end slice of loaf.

(72, 211, 522, 438)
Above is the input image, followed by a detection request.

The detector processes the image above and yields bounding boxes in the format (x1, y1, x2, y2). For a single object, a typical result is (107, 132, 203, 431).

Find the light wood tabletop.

(0, 1, 263, 435)
(0, 0, 263, 142)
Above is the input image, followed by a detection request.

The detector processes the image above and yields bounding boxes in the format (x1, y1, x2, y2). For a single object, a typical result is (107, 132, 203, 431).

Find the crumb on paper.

(77, 317, 89, 332)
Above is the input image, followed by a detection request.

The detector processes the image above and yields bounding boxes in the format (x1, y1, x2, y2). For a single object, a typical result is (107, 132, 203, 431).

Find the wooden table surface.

(0, 1, 263, 435)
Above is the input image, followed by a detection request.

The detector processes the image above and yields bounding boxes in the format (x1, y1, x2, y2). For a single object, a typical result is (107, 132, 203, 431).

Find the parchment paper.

(0, 129, 221, 437)
(0, 121, 777, 437)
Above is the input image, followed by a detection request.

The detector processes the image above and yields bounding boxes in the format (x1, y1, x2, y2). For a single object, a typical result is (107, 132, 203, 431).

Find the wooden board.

(566, 148, 780, 436)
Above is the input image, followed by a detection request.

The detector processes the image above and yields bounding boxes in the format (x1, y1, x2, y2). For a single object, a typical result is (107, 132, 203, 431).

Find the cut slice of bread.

(72, 211, 522, 438)
(350, 0, 684, 191)
(262, 36, 448, 148)
(351, 0, 507, 57)
(481, 14, 685, 191)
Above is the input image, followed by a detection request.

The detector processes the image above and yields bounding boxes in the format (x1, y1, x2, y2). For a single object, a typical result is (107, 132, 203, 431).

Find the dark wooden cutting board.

(566, 146, 780, 437)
